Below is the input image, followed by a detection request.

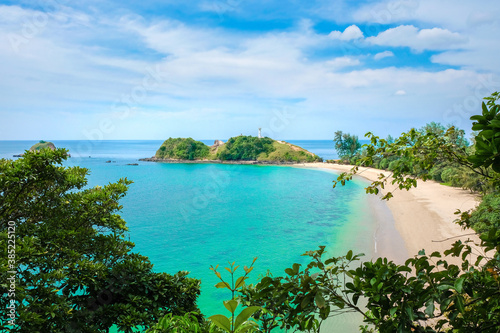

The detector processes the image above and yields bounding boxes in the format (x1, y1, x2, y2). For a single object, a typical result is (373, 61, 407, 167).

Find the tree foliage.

(156, 137, 209, 160)
(0, 149, 201, 332)
(333, 131, 361, 162)
(207, 259, 260, 333)
(217, 136, 275, 161)
(469, 92, 500, 173)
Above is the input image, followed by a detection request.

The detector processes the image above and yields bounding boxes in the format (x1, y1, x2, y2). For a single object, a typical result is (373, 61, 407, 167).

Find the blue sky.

(1, 0, 500, 140)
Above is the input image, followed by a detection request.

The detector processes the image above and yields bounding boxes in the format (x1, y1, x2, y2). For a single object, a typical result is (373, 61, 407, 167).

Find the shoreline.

(293, 163, 481, 263)
(138, 157, 307, 165)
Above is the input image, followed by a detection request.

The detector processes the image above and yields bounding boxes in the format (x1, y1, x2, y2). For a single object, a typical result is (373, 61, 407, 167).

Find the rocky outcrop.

(211, 140, 225, 147)
(29, 141, 56, 152)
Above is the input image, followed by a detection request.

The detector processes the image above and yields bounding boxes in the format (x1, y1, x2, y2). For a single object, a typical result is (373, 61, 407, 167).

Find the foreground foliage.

(230, 93, 500, 332)
(145, 312, 222, 333)
(209, 259, 260, 333)
(0, 149, 201, 332)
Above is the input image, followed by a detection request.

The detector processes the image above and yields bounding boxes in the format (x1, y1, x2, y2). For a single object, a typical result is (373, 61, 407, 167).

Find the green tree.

(333, 131, 361, 162)
(0, 149, 201, 332)
(469, 91, 500, 173)
(217, 136, 275, 161)
(156, 137, 209, 160)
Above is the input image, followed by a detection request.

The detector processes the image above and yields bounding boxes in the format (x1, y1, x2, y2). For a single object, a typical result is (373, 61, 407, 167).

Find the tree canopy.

(0, 149, 201, 332)
(333, 131, 361, 162)
(217, 136, 275, 161)
(155, 137, 210, 160)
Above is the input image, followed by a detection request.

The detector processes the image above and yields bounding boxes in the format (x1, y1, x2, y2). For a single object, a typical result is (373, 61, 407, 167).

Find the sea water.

(0, 140, 376, 330)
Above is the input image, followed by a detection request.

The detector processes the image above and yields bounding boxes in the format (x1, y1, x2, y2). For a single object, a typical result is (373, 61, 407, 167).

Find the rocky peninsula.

(140, 136, 322, 164)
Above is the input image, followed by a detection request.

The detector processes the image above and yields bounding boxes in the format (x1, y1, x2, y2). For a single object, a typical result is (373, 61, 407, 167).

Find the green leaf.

(481, 130, 495, 139)
(353, 294, 360, 305)
(301, 293, 314, 309)
(224, 300, 239, 314)
(454, 277, 465, 293)
(315, 293, 326, 308)
(236, 322, 258, 333)
(472, 124, 487, 131)
(425, 300, 435, 317)
(235, 276, 247, 289)
(389, 307, 398, 317)
(455, 295, 465, 314)
(470, 115, 485, 121)
(234, 306, 260, 331)
(405, 305, 414, 321)
(216, 282, 231, 289)
(209, 315, 231, 332)
(346, 250, 353, 261)
(482, 101, 489, 115)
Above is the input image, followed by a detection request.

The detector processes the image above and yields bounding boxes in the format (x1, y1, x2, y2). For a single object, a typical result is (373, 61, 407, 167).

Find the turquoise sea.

(1, 140, 378, 331)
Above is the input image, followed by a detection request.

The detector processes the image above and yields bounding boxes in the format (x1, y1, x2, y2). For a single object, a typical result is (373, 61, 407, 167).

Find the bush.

(156, 138, 209, 160)
(218, 136, 275, 161)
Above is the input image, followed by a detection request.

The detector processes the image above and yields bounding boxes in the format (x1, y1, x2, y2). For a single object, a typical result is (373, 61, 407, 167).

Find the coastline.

(293, 163, 481, 264)
(138, 157, 302, 165)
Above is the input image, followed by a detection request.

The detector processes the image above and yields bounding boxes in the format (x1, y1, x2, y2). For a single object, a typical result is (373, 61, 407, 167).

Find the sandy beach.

(294, 163, 481, 264)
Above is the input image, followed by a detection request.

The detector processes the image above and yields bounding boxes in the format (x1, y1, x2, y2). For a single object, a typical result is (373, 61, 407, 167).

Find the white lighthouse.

(258, 128, 262, 138)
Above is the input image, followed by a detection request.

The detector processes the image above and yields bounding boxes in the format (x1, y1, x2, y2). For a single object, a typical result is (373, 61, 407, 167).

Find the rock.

(127, 163, 139, 166)
(105, 160, 112, 163)
(211, 140, 225, 148)
(29, 141, 56, 152)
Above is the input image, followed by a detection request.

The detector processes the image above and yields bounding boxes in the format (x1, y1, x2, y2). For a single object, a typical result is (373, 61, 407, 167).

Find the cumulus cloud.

(374, 51, 394, 60)
(366, 25, 467, 52)
(328, 25, 363, 40)
(0, 3, 492, 140)
(325, 56, 361, 69)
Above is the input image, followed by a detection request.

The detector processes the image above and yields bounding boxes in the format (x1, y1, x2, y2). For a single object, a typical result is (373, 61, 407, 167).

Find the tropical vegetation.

(216, 136, 322, 163)
(0, 149, 201, 332)
(156, 137, 210, 160)
(154, 136, 322, 163)
(333, 131, 361, 162)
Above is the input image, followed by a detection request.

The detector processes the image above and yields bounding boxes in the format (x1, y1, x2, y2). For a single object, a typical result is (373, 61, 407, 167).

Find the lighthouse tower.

(258, 128, 262, 138)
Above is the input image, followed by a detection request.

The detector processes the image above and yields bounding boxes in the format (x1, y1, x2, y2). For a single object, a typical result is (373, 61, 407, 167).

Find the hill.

(29, 141, 56, 151)
(155, 138, 209, 160)
(151, 136, 322, 163)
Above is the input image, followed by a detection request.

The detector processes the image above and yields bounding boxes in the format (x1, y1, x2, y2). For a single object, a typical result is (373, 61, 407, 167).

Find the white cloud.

(0, 4, 495, 139)
(351, 0, 500, 30)
(324, 56, 361, 69)
(366, 25, 467, 52)
(395, 90, 406, 95)
(374, 50, 394, 60)
(329, 25, 363, 41)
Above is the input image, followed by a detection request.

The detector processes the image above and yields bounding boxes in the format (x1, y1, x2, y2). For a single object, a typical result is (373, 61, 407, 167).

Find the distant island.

(13, 140, 57, 157)
(140, 136, 322, 164)
(30, 140, 56, 151)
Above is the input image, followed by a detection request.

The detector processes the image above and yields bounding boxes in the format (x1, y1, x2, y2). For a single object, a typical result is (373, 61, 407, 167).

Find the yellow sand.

(294, 163, 481, 262)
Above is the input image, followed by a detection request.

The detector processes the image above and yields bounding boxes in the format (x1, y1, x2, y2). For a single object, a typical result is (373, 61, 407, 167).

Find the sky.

(1, 0, 500, 140)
